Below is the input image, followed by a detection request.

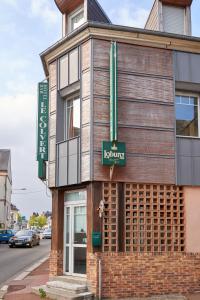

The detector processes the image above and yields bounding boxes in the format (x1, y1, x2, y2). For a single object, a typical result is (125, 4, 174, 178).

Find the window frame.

(175, 91, 200, 139)
(68, 6, 85, 33)
(58, 47, 80, 91)
(64, 94, 81, 141)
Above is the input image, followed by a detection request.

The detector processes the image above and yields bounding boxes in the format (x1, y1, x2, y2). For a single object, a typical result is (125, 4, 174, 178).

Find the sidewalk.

(3, 259, 50, 300)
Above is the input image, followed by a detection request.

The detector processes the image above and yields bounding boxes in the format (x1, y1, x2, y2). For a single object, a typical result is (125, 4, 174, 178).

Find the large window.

(64, 96, 80, 140)
(59, 47, 79, 90)
(176, 94, 199, 137)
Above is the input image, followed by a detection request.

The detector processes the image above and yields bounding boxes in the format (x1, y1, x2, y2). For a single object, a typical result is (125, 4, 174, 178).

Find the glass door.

(64, 202, 87, 276)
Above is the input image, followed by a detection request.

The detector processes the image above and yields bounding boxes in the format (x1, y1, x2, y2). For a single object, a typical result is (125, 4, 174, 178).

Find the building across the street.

(0, 149, 12, 229)
(10, 203, 19, 229)
(38, 0, 200, 297)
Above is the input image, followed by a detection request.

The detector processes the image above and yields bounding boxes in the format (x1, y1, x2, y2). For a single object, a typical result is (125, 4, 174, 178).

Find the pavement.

(1, 258, 50, 300)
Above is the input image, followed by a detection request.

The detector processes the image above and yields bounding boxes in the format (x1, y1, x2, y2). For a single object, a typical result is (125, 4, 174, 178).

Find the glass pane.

(64, 191, 86, 202)
(69, 48, 79, 84)
(175, 96, 180, 104)
(181, 96, 189, 105)
(65, 98, 80, 139)
(65, 246, 69, 272)
(176, 101, 198, 136)
(60, 54, 68, 89)
(74, 247, 86, 274)
(73, 99, 80, 137)
(71, 10, 84, 31)
(74, 206, 87, 245)
(66, 208, 70, 244)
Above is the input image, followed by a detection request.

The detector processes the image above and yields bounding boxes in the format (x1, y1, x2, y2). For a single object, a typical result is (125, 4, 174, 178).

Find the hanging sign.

(102, 42, 126, 167)
(37, 82, 49, 179)
(102, 141, 126, 166)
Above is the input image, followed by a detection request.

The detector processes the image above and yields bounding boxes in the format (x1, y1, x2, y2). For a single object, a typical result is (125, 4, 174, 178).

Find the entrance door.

(64, 201, 87, 276)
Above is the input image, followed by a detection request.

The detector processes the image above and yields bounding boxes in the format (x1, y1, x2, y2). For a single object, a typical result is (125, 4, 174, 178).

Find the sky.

(0, 0, 200, 218)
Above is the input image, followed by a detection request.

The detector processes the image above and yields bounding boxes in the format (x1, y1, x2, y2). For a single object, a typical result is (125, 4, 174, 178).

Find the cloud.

(1, 0, 17, 8)
(30, 0, 60, 26)
(109, 0, 149, 28)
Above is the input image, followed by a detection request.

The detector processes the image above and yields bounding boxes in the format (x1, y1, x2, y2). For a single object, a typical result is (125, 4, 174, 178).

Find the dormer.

(54, 0, 111, 37)
(145, 0, 193, 36)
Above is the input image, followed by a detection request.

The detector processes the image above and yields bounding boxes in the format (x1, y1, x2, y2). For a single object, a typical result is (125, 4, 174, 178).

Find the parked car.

(0, 229, 15, 243)
(43, 228, 51, 239)
(9, 230, 40, 248)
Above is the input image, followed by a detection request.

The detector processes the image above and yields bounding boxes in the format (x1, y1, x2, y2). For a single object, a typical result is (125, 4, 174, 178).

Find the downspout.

(98, 258, 102, 300)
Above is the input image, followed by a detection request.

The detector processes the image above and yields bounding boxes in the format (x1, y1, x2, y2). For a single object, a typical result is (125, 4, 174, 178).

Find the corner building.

(40, 0, 200, 297)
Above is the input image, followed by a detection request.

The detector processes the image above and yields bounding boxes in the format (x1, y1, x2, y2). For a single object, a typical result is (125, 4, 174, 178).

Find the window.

(59, 47, 79, 90)
(60, 54, 68, 89)
(163, 5, 185, 35)
(176, 95, 199, 137)
(69, 8, 84, 32)
(64, 96, 80, 140)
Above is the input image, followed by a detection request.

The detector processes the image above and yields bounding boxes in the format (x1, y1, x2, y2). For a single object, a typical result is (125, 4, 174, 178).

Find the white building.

(0, 150, 12, 229)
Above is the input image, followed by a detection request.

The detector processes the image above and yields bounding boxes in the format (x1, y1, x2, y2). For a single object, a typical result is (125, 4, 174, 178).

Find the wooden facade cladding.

(81, 40, 92, 182)
(48, 61, 57, 188)
(92, 39, 175, 184)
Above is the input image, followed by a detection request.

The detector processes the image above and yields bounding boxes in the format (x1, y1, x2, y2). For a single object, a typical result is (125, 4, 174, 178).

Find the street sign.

(102, 141, 126, 166)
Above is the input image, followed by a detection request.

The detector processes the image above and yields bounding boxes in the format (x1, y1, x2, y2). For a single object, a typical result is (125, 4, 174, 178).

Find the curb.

(0, 255, 49, 299)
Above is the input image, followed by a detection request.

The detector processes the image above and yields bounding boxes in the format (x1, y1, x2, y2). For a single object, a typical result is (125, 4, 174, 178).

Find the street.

(0, 239, 51, 288)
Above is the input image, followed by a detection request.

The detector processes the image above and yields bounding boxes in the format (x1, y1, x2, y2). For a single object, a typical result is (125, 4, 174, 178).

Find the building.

(38, 0, 200, 297)
(0, 150, 12, 229)
(10, 203, 19, 229)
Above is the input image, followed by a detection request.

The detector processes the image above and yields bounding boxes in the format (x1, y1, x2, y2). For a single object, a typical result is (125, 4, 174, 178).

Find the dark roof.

(0, 149, 11, 172)
(11, 203, 19, 211)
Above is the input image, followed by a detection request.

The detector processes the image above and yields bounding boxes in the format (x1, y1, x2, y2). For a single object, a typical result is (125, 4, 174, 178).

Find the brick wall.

(87, 252, 200, 298)
(49, 250, 63, 277)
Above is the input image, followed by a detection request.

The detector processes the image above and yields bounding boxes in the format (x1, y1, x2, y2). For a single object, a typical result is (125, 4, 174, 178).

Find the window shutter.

(163, 5, 185, 35)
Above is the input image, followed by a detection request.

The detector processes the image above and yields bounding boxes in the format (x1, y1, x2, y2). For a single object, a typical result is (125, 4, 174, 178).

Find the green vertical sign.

(110, 42, 118, 142)
(37, 82, 49, 179)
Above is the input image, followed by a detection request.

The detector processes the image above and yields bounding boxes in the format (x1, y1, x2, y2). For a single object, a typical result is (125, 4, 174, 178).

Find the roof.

(0, 149, 11, 172)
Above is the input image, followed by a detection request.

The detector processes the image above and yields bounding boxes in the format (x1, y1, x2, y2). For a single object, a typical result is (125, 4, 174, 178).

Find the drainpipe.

(98, 258, 102, 300)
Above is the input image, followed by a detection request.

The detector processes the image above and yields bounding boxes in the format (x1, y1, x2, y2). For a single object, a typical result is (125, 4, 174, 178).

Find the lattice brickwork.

(125, 184, 185, 252)
(102, 182, 118, 252)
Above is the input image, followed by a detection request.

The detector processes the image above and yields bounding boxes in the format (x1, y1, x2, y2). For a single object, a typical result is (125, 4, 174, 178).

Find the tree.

(29, 215, 37, 228)
(37, 215, 47, 228)
(17, 213, 22, 223)
(28, 214, 47, 228)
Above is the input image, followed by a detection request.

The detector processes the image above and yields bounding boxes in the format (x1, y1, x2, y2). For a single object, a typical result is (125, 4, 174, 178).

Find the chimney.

(145, 0, 193, 36)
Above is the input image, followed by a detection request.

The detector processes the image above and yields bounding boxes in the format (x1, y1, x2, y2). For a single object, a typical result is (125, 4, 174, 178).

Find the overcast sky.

(0, 0, 200, 218)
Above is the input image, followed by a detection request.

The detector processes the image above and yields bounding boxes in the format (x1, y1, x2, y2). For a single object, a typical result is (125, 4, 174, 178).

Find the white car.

(43, 229, 51, 239)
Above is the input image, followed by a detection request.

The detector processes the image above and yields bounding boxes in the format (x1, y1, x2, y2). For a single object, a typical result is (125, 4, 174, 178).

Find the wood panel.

(82, 98, 90, 125)
(49, 61, 57, 89)
(81, 153, 90, 182)
(48, 162, 56, 187)
(160, 0, 192, 7)
(94, 70, 174, 103)
(94, 98, 174, 129)
(82, 71, 90, 99)
(54, 0, 83, 14)
(50, 89, 57, 113)
(93, 40, 173, 77)
(93, 125, 175, 156)
(49, 137, 56, 162)
(82, 40, 91, 72)
(81, 126, 90, 153)
(49, 113, 56, 137)
(145, 0, 159, 31)
(93, 153, 175, 184)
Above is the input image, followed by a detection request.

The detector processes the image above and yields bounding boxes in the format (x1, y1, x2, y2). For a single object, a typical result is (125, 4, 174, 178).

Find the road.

(0, 239, 51, 288)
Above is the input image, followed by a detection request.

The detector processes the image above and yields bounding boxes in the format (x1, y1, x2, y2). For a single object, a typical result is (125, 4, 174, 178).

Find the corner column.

(49, 189, 64, 276)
